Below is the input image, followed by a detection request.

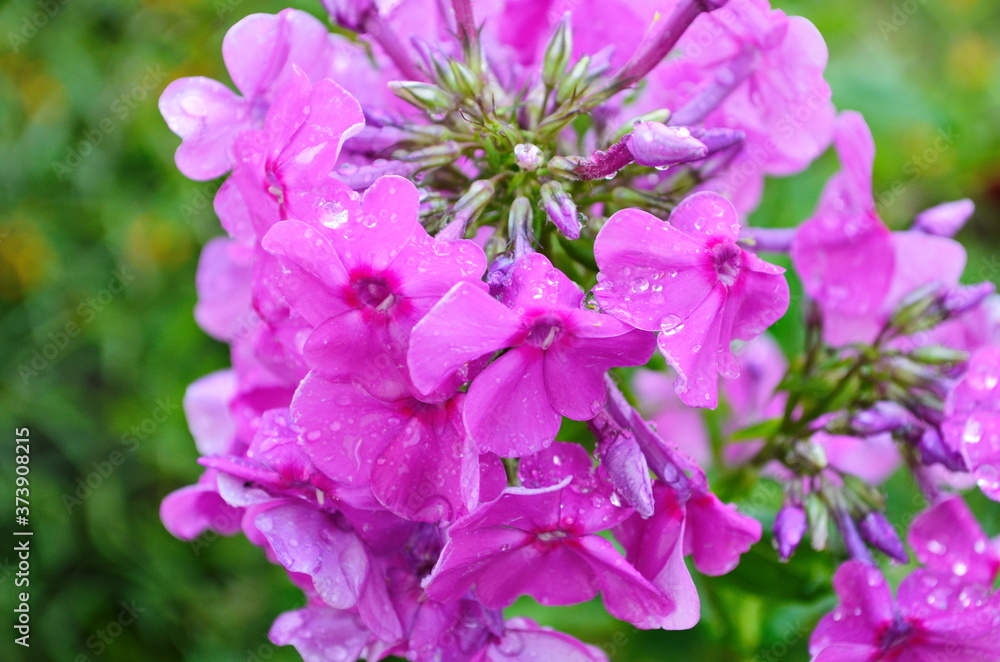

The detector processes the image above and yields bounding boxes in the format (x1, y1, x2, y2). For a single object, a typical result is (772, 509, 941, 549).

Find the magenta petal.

(193, 238, 253, 342)
(503, 252, 585, 310)
(261, 220, 351, 326)
(730, 255, 790, 342)
(395, 233, 488, 302)
(683, 491, 761, 576)
(809, 561, 893, 653)
(221, 10, 329, 100)
(518, 441, 595, 488)
(667, 192, 742, 243)
(575, 535, 677, 630)
(332, 175, 419, 273)
(913, 198, 974, 238)
(594, 207, 715, 331)
(614, 486, 699, 629)
(304, 310, 411, 402)
(545, 315, 657, 420)
(657, 285, 727, 408)
(465, 347, 561, 457)
(290, 374, 393, 485)
(274, 77, 365, 191)
(183, 369, 237, 456)
(885, 232, 966, 307)
(491, 618, 608, 661)
(159, 77, 248, 180)
(811, 644, 881, 662)
(371, 400, 479, 523)
(408, 282, 523, 395)
(160, 475, 242, 541)
(907, 496, 1000, 586)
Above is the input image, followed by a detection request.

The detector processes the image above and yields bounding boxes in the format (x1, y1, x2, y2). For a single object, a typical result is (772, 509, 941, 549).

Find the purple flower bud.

(539, 181, 581, 240)
(514, 143, 543, 171)
(508, 197, 534, 259)
(741, 227, 796, 252)
(773, 504, 807, 561)
(833, 509, 874, 565)
(692, 127, 745, 156)
(627, 122, 708, 168)
(917, 427, 967, 472)
(936, 282, 996, 318)
(438, 179, 495, 241)
(594, 429, 655, 518)
(321, 0, 377, 32)
(486, 254, 515, 297)
(851, 401, 914, 436)
(913, 198, 974, 237)
(858, 511, 909, 564)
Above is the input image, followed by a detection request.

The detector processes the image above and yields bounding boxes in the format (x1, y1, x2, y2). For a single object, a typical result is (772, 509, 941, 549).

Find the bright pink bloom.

(423, 443, 677, 629)
(791, 112, 967, 345)
(595, 191, 789, 407)
(942, 346, 1000, 499)
(290, 372, 484, 523)
(408, 252, 656, 457)
(264, 175, 487, 401)
(810, 496, 1000, 661)
(160, 10, 337, 180)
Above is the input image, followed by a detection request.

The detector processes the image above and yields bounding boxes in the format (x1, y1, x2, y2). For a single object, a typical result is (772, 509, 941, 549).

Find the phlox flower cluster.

(158, 1, 1000, 660)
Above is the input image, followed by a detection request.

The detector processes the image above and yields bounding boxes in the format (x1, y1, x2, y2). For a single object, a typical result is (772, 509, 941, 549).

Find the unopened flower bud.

(449, 59, 481, 97)
(389, 81, 453, 113)
(539, 181, 581, 240)
(851, 402, 913, 436)
(833, 508, 873, 565)
(805, 494, 829, 551)
(858, 511, 908, 563)
(514, 144, 543, 171)
(627, 122, 708, 168)
(611, 110, 672, 143)
(398, 141, 461, 168)
(546, 155, 584, 179)
(508, 196, 534, 259)
(917, 427, 967, 472)
(486, 253, 515, 296)
(773, 504, 807, 561)
(934, 282, 995, 319)
(594, 429, 655, 518)
(542, 13, 573, 88)
(322, 0, 378, 32)
(692, 127, 745, 155)
(913, 198, 974, 237)
(438, 179, 495, 241)
(909, 345, 969, 366)
(555, 55, 592, 104)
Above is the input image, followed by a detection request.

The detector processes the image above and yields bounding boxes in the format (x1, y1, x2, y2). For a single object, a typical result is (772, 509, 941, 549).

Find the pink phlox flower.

(264, 175, 487, 402)
(160, 9, 338, 180)
(290, 371, 485, 524)
(810, 496, 1000, 661)
(595, 191, 789, 408)
(792, 112, 967, 345)
(423, 442, 678, 629)
(254, 500, 404, 643)
(942, 346, 1000, 500)
(408, 252, 656, 457)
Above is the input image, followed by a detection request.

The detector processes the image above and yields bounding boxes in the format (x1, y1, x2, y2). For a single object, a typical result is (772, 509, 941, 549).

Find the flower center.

(355, 277, 395, 311)
(713, 241, 743, 287)
(879, 615, 914, 651)
(526, 318, 564, 350)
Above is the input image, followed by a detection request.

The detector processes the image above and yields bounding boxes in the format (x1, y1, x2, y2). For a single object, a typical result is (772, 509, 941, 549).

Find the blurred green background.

(1, 0, 999, 660)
